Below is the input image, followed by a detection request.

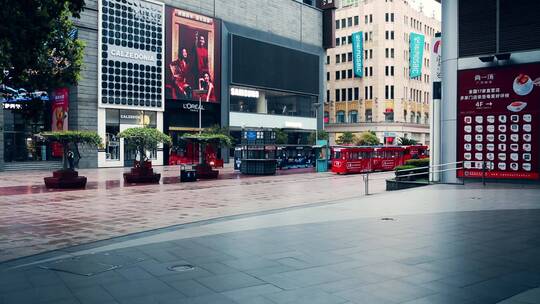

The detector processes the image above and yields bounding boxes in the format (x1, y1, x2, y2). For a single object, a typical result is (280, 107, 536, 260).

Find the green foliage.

(41, 130, 102, 146)
(405, 158, 430, 167)
(308, 130, 329, 144)
(274, 128, 288, 145)
(356, 131, 380, 146)
(181, 133, 233, 147)
(336, 132, 356, 145)
(395, 165, 416, 171)
(398, 137, 419, 146)
(0, 0, 86, 90)
(202, 124, 230, 136)
(41, 130, 101, 170)
(119, 127, 172, 162)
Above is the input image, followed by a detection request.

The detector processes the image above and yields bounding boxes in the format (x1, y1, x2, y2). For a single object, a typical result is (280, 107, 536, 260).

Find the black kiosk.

(240, 129, 277, 175)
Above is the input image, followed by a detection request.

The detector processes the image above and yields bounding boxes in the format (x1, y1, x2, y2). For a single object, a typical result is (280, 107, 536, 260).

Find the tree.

(398, 137, 418, 146)
(308, 130, 329, 145)
(274, 128, 288, 145)
(118, 127, 172, 164)
(336, 132, 356, 145)
(41, 130, 102, 170)
(356, 131, 380, 146)
(0, 0, 85, 91)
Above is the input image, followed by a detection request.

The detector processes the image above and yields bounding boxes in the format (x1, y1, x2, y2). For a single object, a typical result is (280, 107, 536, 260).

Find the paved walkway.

(1, 183, 539, 304)
(0, 165, 389, 262)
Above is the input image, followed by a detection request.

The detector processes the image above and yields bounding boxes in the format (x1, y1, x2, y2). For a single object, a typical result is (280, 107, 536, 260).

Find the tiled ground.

(0, 165, 389, 262)
(1, 207, 539, 304)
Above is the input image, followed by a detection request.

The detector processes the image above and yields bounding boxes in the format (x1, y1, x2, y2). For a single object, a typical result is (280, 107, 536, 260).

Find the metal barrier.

(361, 161, 465, 195)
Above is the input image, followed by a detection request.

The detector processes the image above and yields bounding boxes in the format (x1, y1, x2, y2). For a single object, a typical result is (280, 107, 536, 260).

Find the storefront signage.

(109, 45, 157, 64)
(182, 102, 205, 112)
(98, 0, 164, 110)
(457, 63, 540, 180)
(165, 6, 221, 103)
(230, 87, 259, 98)
(409, 32, 425, 78)
(352, 32, 363, 78)
(431, 36, 442, 82)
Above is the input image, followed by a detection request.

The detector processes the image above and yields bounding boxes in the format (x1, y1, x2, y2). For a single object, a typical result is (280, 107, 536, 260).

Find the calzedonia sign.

(457, 63, 540, 180)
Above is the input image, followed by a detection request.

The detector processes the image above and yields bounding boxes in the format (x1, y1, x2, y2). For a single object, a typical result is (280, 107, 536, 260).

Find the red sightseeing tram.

(331, 145, 428, 174)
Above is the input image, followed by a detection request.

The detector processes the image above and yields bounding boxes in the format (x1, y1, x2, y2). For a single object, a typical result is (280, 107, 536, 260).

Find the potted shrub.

(41, 131, 102, 189)
(118, 127, 172, 183)
(180, 133, 232, 179)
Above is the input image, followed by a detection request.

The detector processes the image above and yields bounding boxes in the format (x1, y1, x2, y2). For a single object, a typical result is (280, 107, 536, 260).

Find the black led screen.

(231, 35, 319, 95)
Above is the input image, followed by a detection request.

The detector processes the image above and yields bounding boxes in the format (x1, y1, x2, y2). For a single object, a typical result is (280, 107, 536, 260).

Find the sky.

(409, 0, 442, 21)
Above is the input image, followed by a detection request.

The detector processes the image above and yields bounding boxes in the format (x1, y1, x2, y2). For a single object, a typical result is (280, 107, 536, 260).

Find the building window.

(424, 113, 429, 124)
(404, 110, 407, 121)
(385, 85, 389, 99)
(341, 70, 346, 79)
(336, 38, 340, 46)
(369, 86, 373, 99)
(369, 66, 373, 76)
(347, 69, 353, 78)
(349, 110, 358, 123)
(336, 20, 340, 29)
(326, 56, 330, 64)
(416, 112, 421, 124)
(336, 54, 340, 63)
(365, 109, 373, 122)
(390, 85, 394, 99)
(341, 19, 346, 28)
(348, 52, 353, 61)
(370, 14, 373, 23)
(354, 16, 359, 25)
(354, 87, 359, 100)
(364, 50, 368, 60)
(335, 71, 340, 80)
(336, 111, 345, 123)
(390, 66, 394, 76)
(348, 17, 352, 27)
(347, 35, 352, 44)
(385, 48, 389, 58)
(365, 86, 368, 99)
(326, 90, 330, 102)
(390, 13, 394, 22)
(391, 31, 394, 40)
(364, 32, 368, 41)
(348, 88, 353, 101)
(341, 88, 346, 101)
(365, 15, 368, 24)
(341, 37, 346, 45)
(365, 67, 368, 76)
(391, 48, 394, 58)
(385, 13, 389, 22)
(341, 53, 346, 62)
(370, 49, 373, 58)
(385, 66, 389, 76)
(327, 72, 330, 81)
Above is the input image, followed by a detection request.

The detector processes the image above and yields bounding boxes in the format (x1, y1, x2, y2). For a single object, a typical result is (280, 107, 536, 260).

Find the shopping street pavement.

(1, 170, 540, 303)
(0, 165, 388, 263)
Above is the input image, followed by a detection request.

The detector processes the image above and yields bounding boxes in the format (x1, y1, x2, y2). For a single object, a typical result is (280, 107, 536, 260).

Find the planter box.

(123, 161, 161, 183)
(386, 178, 429, 191)
(44, 170, 87, 189)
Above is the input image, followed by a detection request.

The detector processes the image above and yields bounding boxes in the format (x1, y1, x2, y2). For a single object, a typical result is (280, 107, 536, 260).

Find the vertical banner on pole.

(410, 32, 425, 79)
(352, 32, 363, 78)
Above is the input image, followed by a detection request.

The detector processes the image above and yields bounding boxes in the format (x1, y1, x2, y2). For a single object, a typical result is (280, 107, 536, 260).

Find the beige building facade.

(324, 0, 440, 145)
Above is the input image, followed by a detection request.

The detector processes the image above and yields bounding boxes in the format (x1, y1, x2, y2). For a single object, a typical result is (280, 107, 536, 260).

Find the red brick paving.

(0, 165, 388, 262)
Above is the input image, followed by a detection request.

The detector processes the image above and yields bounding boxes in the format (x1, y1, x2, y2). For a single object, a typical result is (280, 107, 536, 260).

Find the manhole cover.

(381, 217, 395, 221)
(39, 253, 145, 276)
(168, 264, 195, 272)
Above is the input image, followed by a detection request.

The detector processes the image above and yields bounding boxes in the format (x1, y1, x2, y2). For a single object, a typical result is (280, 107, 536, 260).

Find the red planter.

(123, 161, 161, 183)
(44, 170, 87, 189)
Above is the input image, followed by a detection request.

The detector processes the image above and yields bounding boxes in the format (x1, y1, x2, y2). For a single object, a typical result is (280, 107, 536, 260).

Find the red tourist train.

(331, 145, 429, 174)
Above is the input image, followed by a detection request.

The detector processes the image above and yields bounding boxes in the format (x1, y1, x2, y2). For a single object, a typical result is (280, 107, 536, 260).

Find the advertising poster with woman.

(165, 7, 221, 103)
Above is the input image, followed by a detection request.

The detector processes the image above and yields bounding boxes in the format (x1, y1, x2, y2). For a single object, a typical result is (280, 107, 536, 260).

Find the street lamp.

(192, 89, 208, 134)
(313, 102, 322, 143)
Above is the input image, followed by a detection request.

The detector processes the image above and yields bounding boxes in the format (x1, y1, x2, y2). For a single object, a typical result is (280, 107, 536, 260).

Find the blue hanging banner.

(352, 32, 363, 78)
(409, 32, 425, 78)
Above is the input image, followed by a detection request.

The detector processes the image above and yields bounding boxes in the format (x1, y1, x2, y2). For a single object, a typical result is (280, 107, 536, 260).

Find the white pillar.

(440, 0, 459, 183)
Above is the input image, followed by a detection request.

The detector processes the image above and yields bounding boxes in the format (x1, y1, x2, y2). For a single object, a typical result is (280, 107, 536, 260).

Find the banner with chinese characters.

(352, 32, 363, 77)
(409, 32, 424, 78)
(457, 63, 540, 180)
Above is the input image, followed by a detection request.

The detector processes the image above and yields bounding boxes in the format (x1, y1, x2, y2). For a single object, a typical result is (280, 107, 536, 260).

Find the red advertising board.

(51, 88, 69, 157)
(457, 63, 540, 179)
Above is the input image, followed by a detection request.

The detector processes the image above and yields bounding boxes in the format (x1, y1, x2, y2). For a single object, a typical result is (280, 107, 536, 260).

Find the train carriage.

(331, 145, 429, 175)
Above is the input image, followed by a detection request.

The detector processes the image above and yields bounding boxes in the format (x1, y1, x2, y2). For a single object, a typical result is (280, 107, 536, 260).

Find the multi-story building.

(324, 0, 440, 145)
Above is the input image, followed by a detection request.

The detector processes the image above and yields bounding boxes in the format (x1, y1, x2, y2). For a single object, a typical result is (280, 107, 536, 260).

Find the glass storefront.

(3, 102, 59, 163)
(230, 86, 317, 118)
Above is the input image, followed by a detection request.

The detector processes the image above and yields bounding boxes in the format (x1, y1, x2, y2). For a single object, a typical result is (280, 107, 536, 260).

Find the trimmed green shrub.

(41, 130, 102, 170)
(395, 165, 416, 171)
(405, 158, 430, 167)
(119, 127, 172, 163)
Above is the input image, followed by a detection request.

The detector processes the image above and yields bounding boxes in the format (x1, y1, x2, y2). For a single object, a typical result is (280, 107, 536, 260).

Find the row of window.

(326, 86, 429, 103)
(335, 16, 359, 29)
(330, 110, 428, 124)
(405, 16, 436, 36)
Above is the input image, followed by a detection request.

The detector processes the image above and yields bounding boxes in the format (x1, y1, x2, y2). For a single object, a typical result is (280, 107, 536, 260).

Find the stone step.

(3, 161, 63, 171)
